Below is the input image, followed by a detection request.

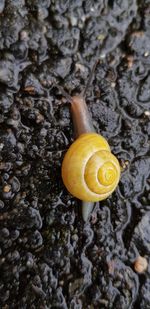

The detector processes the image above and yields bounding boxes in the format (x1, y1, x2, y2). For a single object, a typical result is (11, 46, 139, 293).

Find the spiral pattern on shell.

(62, 133, 120, 202)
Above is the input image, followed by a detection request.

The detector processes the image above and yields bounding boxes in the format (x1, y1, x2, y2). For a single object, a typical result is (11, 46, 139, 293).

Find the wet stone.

(0, 0, 150, 308)
(130, 212, 150, 254)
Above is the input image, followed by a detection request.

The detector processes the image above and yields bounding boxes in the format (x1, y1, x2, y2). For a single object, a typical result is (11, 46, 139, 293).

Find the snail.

(56, 61, 120, 221)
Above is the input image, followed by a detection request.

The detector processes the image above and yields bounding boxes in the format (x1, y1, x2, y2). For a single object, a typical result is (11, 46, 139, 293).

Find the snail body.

(71, 96, 95, 137)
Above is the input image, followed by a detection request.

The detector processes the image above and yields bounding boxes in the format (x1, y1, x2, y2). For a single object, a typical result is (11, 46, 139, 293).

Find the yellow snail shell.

(62, 132, 120, 202)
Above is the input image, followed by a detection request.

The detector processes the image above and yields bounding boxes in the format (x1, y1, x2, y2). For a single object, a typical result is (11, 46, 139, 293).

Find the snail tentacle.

(54, 84, 72, 103)
(82, 59, 99, 97)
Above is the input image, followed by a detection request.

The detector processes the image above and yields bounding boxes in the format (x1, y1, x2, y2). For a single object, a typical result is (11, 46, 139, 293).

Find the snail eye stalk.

(54, 84, 72, 103)
(82, 59, 99, 98)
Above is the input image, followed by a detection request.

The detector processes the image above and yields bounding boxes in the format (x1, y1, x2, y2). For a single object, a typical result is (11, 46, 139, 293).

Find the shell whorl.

(62, 133, 120, 202)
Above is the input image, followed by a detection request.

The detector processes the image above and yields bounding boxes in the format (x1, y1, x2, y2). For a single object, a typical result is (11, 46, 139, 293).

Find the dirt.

(0, 1, 150, 308)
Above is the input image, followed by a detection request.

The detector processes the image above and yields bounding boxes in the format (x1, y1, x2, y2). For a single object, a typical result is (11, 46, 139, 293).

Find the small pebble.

(144, 111, 150, 116)
(111, 82, 116, 88)
(20, 30, 29, 41)
(0, 143, 4, 150)
(3, 185, 11, 193)
(144, 51, 149, 57)
(36, 113, 44, 123)
(127, 55, 134, 68)
(134, 256, 148, 273)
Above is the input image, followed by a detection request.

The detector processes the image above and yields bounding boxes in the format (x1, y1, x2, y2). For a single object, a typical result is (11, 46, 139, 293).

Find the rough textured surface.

(0, 0, 150, 308)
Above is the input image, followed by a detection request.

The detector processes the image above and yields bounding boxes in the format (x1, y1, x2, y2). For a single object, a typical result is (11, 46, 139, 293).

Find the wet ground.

(0, 0, 150, 308)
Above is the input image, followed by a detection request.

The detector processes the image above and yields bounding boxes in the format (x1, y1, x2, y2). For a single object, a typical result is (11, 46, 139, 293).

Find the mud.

(0, 1, 150, 308)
